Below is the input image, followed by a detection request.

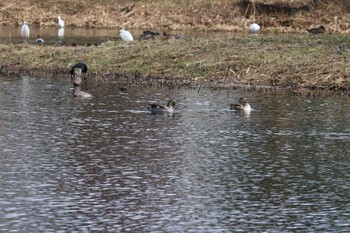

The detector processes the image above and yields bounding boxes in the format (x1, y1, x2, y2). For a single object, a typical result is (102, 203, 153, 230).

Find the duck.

(119, 87, 127, 92)
(70, 62, 88, 79)
(230, 97, 251, 112)
(35, 35, 44, 45)
(120, 28, 134, 42)
(73, 87, 93, 99)
(148, 100, 176, 114)
(138, 30, 160, 40)
(337, 45, 345, 54)
(71, 68, 93, 98)
(54, 40, 66, 47)
(306, 26, 325, 34)
(71, 67, 84, 86)
(249, 23, 261, 33)
(163, 32, 185, 40)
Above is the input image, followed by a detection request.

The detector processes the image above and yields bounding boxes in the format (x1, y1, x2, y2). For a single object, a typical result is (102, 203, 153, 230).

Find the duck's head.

(72, 68, 82, 86)
(239, 97, 249, 105)
(167, 100, 176, 108)
(74, 68, 82, 76)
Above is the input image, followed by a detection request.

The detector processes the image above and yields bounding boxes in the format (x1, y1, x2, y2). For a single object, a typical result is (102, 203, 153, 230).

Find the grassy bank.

(1, 33, 350, 95)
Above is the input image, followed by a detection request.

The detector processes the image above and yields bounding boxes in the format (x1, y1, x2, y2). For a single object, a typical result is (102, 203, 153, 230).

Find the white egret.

(21, 21, 30, 42)
(58, 16, 65, 28)
(58, 28, 65, 38)
(120, 28, 134, 42)
(249, 23, 261, 33)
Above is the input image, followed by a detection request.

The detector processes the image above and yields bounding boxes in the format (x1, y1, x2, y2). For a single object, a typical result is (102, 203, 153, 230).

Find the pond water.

(0, 74, 349, 232)
(0, 26, 234, 46)
(0, 26, 123, 45)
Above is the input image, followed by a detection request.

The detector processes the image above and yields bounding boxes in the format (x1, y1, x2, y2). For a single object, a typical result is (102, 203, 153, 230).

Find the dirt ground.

(1, 0, 350, 33)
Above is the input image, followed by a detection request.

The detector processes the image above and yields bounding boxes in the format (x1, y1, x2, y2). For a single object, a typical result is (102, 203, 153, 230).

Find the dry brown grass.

(1, 0, 350, 33)
(1, 0, 350, 95)
(1, 33, 349, 95)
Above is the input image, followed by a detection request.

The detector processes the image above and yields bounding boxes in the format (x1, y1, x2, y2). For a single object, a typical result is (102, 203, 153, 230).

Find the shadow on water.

(0, 74, 349, 232)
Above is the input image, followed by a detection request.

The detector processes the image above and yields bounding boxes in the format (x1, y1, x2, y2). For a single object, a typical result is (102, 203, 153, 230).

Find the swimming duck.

(306, 26, 325, 34)
(71, 68, 93, 98)
(148, 100, 176, 114)
(73, 87, 93, 99)
(230, 97, 251, 112)
(138, 30, 160, 40)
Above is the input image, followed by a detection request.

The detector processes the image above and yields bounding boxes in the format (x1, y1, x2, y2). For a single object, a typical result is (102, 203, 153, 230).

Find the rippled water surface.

(0, 75, 349, 232)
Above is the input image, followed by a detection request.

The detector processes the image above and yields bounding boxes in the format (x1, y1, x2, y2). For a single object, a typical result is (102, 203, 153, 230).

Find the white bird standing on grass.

(249, 23, 261, 33)
(21, 21, 30, 42)
(120, 28, 134, 42)
(58, 16, 65, 28)
(58, 28, 65, 38)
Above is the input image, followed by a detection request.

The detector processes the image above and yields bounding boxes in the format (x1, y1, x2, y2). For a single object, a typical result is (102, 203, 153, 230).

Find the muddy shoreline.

(3, 68, 348, 96)
(1, 62, 349, 97)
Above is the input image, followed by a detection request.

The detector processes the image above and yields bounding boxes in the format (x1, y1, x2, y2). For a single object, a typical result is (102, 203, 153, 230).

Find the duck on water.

(230, 97, 251, 113)
(70, 62, 88, 79)
(148, 100, 176, 114)
(70, 62, 92, 99)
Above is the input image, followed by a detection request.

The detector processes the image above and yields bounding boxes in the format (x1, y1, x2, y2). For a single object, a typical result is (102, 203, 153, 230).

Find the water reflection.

(0, 26, 238, 45)
(0, 26, 119, 45)
(0, 74, 349, 232)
